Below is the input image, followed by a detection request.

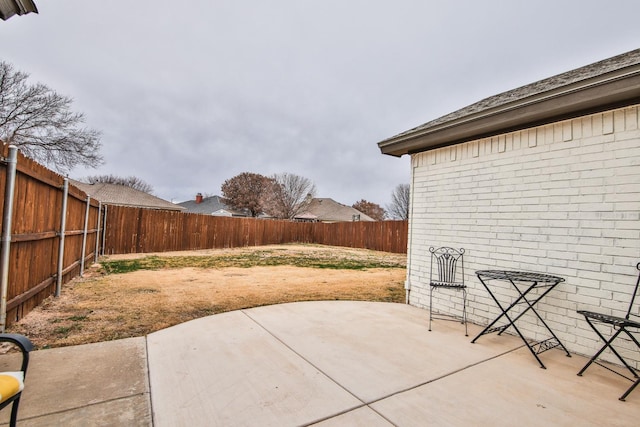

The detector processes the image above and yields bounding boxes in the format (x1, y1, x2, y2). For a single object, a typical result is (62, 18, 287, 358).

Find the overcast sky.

(1, 1, 639, 207)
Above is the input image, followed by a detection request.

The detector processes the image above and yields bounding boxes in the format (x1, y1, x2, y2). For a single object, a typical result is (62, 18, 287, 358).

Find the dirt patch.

(8, 244, 406, 349)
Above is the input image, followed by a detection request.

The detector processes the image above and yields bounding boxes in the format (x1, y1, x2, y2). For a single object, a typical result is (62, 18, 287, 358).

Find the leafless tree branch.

(387, 183, 410, 220)
(264, 173, 317, 219)
(0, 61, 103, 172)
(80, 174, 154, 194)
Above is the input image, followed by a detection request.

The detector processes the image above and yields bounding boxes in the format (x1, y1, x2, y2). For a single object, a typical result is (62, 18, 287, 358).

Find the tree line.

(76, 171, 409, 221)
(220, 172, 409, 221)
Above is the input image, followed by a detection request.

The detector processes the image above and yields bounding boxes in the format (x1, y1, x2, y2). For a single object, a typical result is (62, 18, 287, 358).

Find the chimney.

(195, 193, 203, 204)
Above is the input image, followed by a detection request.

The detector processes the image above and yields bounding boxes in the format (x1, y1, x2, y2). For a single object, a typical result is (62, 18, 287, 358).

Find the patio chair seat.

(0, 372, 24, 404)
(0, 334, 33, 427)
(577, 311, 640, 329)
(431, 281, 465, 288)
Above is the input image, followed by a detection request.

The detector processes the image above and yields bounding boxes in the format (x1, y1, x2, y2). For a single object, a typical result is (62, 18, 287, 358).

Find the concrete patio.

(2, 301, 639, 426)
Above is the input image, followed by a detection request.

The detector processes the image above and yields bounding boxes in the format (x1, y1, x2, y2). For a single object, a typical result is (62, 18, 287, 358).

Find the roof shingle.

(296, 198, 375, 222)
(71, 180, 184, 211)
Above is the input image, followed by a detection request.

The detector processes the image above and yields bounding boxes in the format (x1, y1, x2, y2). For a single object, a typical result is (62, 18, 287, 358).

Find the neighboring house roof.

(71, 180, 185, 211)
(0, 0, 37, 20)
(295, 212, 319, 221)
(177, 195, 248, 217)
(379, 49, 640, 157)
(295, 198, 375, 223)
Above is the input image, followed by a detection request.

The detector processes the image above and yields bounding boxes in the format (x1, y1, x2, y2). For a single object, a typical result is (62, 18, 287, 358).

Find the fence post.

(101, 204, 108, 255)
(0, 146, 18, 332)
(94, 202, 101, 261)
(80, 196, 91, 276)
(56, 178, 69, 297)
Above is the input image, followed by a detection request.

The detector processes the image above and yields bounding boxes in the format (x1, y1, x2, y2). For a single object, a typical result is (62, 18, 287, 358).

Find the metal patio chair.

(429, 247, 467, 336)
(577, 262, 640, 401)
(0, 334, 33, 427)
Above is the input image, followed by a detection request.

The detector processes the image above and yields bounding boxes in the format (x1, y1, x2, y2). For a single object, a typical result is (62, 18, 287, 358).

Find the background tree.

(264, 172, 317, 219)
(387, 183, 410, 220)
(80, 174, 154, 194)
(0, 61, 103, 172)
(352, 199, 386, 221)
(221, 172, 273, 217)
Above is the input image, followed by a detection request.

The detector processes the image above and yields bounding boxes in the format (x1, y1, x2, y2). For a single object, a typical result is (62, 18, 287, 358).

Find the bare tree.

(80, 174, 154, 194)
(387, 183, 410, 220)
(352, 199, 386, 221)
(0, 61, 102, 172)
(265, 173, 317, 219)
(221, 172, 274, 217)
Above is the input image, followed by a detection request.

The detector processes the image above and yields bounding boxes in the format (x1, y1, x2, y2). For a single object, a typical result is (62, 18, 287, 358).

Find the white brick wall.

(407, 104, 640, 366)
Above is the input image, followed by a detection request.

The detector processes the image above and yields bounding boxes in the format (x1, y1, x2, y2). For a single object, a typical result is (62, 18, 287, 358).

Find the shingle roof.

(379, 49, 640, 156)
(296, 198, 375, 222)
(71, 180, 185, 211)
(177, 195, 248, 216)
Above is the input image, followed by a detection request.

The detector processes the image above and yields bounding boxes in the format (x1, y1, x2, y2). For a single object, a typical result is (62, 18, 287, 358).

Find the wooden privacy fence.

(0, 144, 101, 328)
(103, 205, 408, 255)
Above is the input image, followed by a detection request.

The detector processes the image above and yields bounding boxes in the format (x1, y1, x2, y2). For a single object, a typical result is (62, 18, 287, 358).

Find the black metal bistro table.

(471, 270, 571, 368)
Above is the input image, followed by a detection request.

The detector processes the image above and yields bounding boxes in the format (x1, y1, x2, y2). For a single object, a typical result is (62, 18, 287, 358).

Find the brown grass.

(8, 244, 406, 349)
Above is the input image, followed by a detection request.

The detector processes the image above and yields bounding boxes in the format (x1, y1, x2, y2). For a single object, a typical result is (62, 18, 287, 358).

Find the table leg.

(506, 280, 571, 358)
(471, 276, 566, 368)
(471, 277, 535, 342)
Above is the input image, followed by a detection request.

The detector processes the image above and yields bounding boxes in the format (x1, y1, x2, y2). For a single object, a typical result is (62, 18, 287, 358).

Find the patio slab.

(147, 301, 639, 426)
(3, 301, 639, 426)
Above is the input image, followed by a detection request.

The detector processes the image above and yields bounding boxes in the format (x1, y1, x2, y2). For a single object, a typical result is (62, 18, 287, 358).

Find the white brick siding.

(407, 104, 640, 366)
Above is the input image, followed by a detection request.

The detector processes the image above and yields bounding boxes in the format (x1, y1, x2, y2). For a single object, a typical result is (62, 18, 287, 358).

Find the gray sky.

(1, 1, 639, 207)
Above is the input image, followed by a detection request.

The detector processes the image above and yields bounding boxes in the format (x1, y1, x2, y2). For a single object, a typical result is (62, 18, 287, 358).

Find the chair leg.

(620, 378, 640, 401)
(462, 288, 468, 337)
(618, 329, 640, 401)
(9, 395, 21, 427)
(577, 325, 626, 377)
(429, 286, 468, 335)
(577, 320, 640, 401)
(428, 285, 433, 331)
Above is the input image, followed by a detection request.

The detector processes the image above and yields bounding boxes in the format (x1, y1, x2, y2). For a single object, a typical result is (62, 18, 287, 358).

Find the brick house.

(378, 49, 640, 364)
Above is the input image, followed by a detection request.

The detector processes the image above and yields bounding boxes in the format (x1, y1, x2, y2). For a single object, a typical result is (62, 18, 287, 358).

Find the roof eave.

(0, 0, 38, 20)
(378, 66, 640, 157)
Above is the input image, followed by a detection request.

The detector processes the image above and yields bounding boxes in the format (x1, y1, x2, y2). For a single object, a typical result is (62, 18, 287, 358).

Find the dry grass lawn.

(8, 244, 406, 349)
